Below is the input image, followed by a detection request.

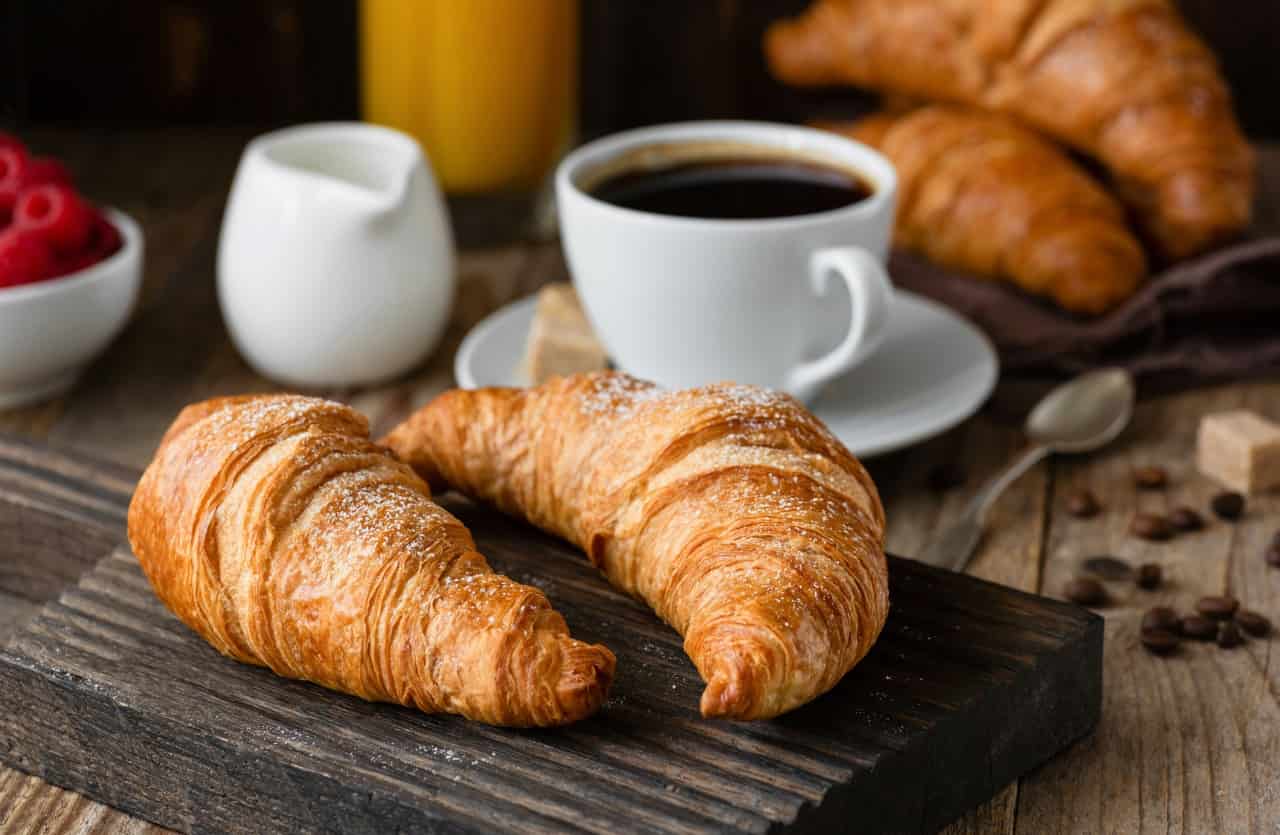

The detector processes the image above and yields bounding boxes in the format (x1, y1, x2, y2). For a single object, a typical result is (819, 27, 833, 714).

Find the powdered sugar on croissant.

(128, 394, 614, 727)
(385, 372, 889, 719)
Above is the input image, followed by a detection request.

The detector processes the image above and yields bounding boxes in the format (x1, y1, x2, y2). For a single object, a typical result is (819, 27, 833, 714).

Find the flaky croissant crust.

(824, 106, 1147, 314)
(385, 373, 889, 720)
(128, 394, 614, 727)
(767, 0, 1255, 260)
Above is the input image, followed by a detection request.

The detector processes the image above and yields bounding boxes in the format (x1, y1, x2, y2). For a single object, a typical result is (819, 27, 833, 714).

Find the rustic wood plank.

(0, 768, 169, 835)
(0, 501, 121, 605)
(937, 790, 1019, 835)
(0, 442, 1102, 834)
(0, 441, 124, 835)
(0, 543, 1101, 835)
(0, 433, 130, 605)
(1016, 381, 1280, 834)
(875, 412, 1049, 594)
(1231, 385, 1280, 712)
(873, 405, 1051, 835)
(0, 425, 1080, 835)
(45, 231, 231, 469)
(0, 400, 63, 439)
(0, 594, 37, 643)
(0, 432, 136, 497)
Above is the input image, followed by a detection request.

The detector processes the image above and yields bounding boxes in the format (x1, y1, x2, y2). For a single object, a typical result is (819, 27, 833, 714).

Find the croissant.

(820, 106, 1147, 314)
(765, 0, 1255, 260)
(384, 372, 889, 720)
(127, 394, 614, 726)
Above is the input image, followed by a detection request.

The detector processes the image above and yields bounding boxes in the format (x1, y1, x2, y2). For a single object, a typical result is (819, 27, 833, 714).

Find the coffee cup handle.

(783, 247, 893, 403)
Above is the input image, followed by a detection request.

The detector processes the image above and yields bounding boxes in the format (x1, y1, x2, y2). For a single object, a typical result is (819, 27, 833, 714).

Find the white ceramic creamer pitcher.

(218, 123, 454, 387)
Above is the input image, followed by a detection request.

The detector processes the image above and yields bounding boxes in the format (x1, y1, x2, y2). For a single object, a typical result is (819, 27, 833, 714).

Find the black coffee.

(590, 157, 872, 220)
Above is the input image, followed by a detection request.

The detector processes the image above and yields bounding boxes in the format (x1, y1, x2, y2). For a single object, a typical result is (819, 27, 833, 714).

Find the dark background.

(2, 1, 1278, 139)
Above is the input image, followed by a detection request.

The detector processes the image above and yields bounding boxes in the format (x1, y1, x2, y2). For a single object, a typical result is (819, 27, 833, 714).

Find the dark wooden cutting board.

(0, 434, 1102, 834)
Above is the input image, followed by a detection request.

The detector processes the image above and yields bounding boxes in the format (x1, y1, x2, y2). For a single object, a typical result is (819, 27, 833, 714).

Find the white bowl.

(0, 209, 143, 408)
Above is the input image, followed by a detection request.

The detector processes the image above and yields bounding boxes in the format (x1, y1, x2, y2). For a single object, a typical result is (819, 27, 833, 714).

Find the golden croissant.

(384, 372, 889, 720)
(766, 0, 1254, 260)
(127, 394, 615, 727)
(821, 106, 1147, 314)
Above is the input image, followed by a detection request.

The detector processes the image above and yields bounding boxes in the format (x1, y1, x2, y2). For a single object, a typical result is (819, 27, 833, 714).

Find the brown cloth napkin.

(890, 237, 1280, 389)
(887, 144, 1280, 390)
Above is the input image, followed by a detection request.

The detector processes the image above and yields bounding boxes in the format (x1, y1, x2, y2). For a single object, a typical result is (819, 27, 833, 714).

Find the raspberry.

(25, 157, 72, 187)
(0, 146, 27, 223)
(14, 184, 94, 252)
(91, 212, 122, 256)
(0, 132, 23, 153)
(52, 248, 101, 278)
(0, 227, 55, 288)
(50, 212, 123, 278)
(0, 149, 73, 226)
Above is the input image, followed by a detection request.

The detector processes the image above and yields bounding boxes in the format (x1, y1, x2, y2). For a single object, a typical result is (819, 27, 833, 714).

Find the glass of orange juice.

(360, 0, 579, 196)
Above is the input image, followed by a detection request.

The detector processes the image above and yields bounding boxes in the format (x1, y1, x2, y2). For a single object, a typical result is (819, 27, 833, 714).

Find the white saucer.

(454, 290, 998, 458)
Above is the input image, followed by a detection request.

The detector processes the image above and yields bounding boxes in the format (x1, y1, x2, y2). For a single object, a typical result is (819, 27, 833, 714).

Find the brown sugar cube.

(521, 282, 608, 385)
(1196, 410, 1280, 495)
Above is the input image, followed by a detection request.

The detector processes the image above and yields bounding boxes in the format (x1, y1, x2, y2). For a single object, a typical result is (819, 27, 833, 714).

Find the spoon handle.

(917, 445, 1050, 573)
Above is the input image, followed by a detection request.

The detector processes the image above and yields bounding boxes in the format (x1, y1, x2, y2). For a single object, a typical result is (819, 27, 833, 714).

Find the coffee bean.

(1136, 563, 1162, 590)
(1082, 555, 1132, 581)
(1168, 506, 1205, 532)
(927, 464, 966, 492)
(1235, 610, 1271, 638)
(1142, 606, 1180, 633)
(1134, 466, 1168, 489)
(1217, 621, 1244, 648)
(1064, 577, 1107, 606)
(1130, 513, 1172, 541)
(1180, 615, 1218, 640)
(1196, 595, 1239, 620)
(1267, 543, 1280, 568)
(1210, 491, 1245, 521)
(1140, 629, 1180, 655)
(1065, 489, 1101, 518)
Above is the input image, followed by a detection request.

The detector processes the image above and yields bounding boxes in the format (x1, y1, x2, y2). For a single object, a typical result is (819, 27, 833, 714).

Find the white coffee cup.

(218, 123, 455, 388)
(556, 121, 897, 402)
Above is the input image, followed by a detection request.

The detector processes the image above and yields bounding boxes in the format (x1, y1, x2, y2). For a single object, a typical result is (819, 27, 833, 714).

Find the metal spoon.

(918, 368, 1135, 573)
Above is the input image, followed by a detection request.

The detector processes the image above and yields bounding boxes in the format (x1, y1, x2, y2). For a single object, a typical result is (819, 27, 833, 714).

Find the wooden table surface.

(0, 131, 1277, 835)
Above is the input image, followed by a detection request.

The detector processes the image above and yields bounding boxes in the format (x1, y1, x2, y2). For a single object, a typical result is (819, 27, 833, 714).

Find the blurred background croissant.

(766, 0, 1255, 314)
